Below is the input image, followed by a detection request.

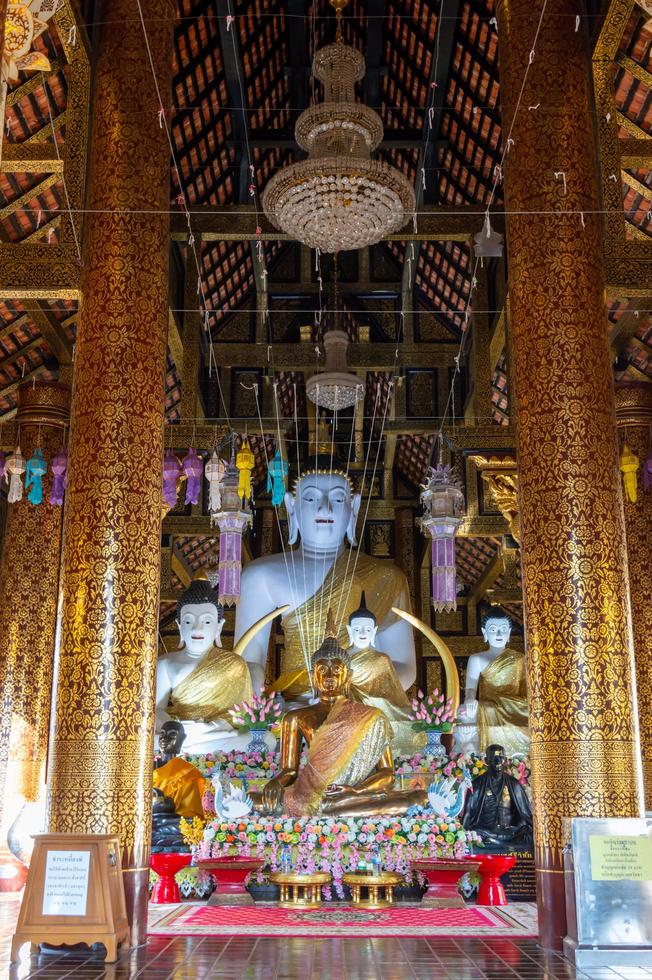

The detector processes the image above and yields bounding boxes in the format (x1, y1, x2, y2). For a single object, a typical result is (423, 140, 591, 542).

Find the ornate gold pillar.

(496, 0, 643, 949)
(0, 383, 69, 853)
(615, 382, 652, 808)
(47, 0, 173, 945)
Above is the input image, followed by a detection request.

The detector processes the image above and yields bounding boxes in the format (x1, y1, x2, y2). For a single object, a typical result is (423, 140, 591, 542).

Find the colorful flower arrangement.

(229, 691, 283, 732)
(396, 751, 531, 789)
(409, 688, 455, 733)
(184, 749, 280, 779)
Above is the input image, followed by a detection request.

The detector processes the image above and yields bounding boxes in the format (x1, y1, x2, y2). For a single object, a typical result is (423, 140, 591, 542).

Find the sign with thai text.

(589, 834, 652, 881)
(42, 850, 90, 916)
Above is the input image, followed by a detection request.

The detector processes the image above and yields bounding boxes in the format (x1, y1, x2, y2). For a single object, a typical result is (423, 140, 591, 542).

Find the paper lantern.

(6, 447, 26, 503)
(210, 460, 253, 605)
(182, 448, 203, 506)
(25, 448, 47, 505)
(620, 444, 639, 504)
(266, 449, 289, 506)
(163, 451, 182, 509)
(205, 450, 227, 516)
(643, 450, 652, 492)
(419, 464, 465, 613)
(236, 437, 255, 502)
(49, 447, 68, 506)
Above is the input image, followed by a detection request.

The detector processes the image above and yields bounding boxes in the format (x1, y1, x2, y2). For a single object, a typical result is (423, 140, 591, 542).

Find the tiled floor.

(4, 896, 652, 979)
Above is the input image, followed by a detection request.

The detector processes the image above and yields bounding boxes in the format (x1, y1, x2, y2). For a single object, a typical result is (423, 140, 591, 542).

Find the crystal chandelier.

(262, 0, 415, 253)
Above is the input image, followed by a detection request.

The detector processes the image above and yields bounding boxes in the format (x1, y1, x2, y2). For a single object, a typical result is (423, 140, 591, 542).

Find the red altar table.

(466, 853, 516, 907)
(196, 856, 264, 905)
(150, 852, 192, 904)
(412, 858, 479, 908)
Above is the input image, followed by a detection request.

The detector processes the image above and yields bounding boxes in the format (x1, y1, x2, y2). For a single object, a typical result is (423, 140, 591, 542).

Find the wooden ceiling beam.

(1, 143, 65, 173)
(0, 246, 80, 299)
(170, 204, 496, 243)
(25, 300, 73, 364)
(622, 169, 652, 202)
(0, 175, 60, 222)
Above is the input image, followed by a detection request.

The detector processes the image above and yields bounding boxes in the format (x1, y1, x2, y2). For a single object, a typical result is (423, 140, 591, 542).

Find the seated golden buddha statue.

(156, 578, 254, 753)
(345, 592, 426, 756)
(251, 612, 427, 818)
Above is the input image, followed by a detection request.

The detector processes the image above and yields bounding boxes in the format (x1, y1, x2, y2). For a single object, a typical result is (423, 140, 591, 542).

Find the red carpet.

(149, 902, 536, 938)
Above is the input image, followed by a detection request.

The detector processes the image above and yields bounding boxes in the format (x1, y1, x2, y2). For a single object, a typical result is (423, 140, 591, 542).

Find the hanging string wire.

(41, 74, 82, 263)
(317, 396, 338, 643)
(292, 380, 312, 661)
(326, 385, 358, 620)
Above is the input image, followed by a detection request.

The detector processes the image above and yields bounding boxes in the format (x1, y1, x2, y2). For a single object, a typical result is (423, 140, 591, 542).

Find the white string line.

(334, 381, 382, 629)
(434, 0, 551, 453)
(293, 381, 311, 663)
(272, 379, 310, 671)
(326, 385, 358, 621)
(40, 74, 82, 262)
(338, 379, 394, 631)
(317, 395, 337, 642)
(250, 383, 313, 691)
(135, 0, 232, 424)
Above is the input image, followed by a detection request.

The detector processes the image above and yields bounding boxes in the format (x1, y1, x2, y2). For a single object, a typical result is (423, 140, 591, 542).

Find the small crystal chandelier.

(262, 0, 415, 253)
(418, 451, 466, 614)
(306, 258, 364, 411)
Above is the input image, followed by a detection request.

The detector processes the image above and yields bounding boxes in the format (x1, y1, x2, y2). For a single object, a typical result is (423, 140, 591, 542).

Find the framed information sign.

(11, 834, 130, 962)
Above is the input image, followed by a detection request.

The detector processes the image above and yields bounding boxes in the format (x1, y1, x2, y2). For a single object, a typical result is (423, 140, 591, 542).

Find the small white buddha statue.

(234, 458, 416, 700)
(156, 578, 254, 753)
(455, 614, 529, 756)
(345, 592, 426, 755)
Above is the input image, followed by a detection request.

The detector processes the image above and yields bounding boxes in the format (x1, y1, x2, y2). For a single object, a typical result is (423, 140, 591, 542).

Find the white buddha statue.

(156, 578, 254, 753)
(234, 459, 416, 700)
(455, 614, 529, 757)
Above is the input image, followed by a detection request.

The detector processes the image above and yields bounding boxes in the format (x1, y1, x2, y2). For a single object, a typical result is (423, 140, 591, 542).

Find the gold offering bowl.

(270, 871, 332, 908)
(342, 870, 403, 908)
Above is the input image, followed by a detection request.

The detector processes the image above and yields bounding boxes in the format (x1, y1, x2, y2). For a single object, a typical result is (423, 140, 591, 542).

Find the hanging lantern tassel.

(620, 444, 639, 504)
(205, 450, 227, 516)
(643, 449, 652, 493)
(50, 447, 68, 505)
(236, 437, 255, 503)
(266, 449, 289, 506)
(163, 450, 182, 509)
(6, 447, 26, 503)
(182, 447, 203, 506)
(25, 447, 47, 505)
(418, 464, 465, 613)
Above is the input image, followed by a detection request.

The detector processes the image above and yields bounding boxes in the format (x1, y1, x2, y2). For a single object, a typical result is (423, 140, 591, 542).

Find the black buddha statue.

(462, 743, 533, 849)
(151, 721, 206, 853)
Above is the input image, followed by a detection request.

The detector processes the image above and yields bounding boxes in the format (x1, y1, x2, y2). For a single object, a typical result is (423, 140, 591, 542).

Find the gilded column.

(47, 0, 173, 945)
(0, 383, 69, 867)
(615, 382, 652, 808)
(496, 0, 643, 949)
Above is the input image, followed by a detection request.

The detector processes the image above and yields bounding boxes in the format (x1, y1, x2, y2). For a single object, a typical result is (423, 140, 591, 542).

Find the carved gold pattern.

(46, 0, 174, 943)
(0, 383, 69, 823)
(496, 0, 643, 935)
(615, 383, 652, 808)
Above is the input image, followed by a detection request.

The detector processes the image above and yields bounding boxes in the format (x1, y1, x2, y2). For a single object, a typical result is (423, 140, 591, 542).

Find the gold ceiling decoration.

(261, 0, 414, 252)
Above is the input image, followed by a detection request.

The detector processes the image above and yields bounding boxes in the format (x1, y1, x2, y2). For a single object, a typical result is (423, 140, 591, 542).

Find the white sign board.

(42, 850, 90, 916)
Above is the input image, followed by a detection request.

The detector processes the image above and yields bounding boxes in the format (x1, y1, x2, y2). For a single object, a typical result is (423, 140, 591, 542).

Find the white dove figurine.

(427, 775, 471, 820)
(211, 774, 254, 821)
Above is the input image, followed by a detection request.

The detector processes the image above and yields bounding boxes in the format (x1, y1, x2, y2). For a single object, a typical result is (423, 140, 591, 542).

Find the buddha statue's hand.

(261, 776, 284, 812)
(457, 699, 478, 723)
(323, 783, 356, 804)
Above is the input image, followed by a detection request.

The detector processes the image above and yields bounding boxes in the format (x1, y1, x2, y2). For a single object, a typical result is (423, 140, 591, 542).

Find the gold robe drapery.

(477, 648, 530, 757)
(167, 648, 253, 724)
(152, 757, 207, 819)
(349, 647, 426, 756)
(276, 551, 410, 697)
(283, 700, 392, 817)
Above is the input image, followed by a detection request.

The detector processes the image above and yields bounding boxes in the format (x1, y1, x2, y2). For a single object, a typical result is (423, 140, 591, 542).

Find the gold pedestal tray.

(270, 871, 332, 909)
(342, 871, 403, 908)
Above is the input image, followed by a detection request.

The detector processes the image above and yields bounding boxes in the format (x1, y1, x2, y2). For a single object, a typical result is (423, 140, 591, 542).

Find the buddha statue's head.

(158, 720, 186, 761)
(176, 579, 225, 657)
(346, 591, 378, 650)
(311, 609, 351, 700)
(481, 614, 512, 653)
(285, 459, 361, 551)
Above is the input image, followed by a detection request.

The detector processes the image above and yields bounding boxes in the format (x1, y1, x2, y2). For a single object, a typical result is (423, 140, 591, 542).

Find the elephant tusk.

(391, 606, 461, 717)
(232, 605, 291, 660)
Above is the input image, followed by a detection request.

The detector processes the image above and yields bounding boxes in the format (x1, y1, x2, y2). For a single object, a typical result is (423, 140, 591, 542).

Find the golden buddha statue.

(251, 612, 427, 817)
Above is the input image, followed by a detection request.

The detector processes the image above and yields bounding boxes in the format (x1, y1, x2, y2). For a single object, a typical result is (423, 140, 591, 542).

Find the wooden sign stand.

(12, 833, 130, 962)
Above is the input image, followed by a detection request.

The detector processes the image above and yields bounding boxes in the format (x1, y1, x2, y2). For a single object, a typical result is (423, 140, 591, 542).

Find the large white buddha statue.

(455, 614, 529, 757)
(234, 459, 416, 700)
(156, 578, 254, 753)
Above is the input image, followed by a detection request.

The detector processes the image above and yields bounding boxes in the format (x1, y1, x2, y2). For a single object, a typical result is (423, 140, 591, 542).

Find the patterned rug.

(148, 902, 538, 938)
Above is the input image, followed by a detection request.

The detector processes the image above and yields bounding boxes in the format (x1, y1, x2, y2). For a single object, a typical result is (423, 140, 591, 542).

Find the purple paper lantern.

(49, 447, 67, 505)
(163, 450, 182, 509)
(210, 459, 253, 605)
(644, 450, 652, 492)
(182, 448, 203, 506)
(419, 464, 465, 614)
